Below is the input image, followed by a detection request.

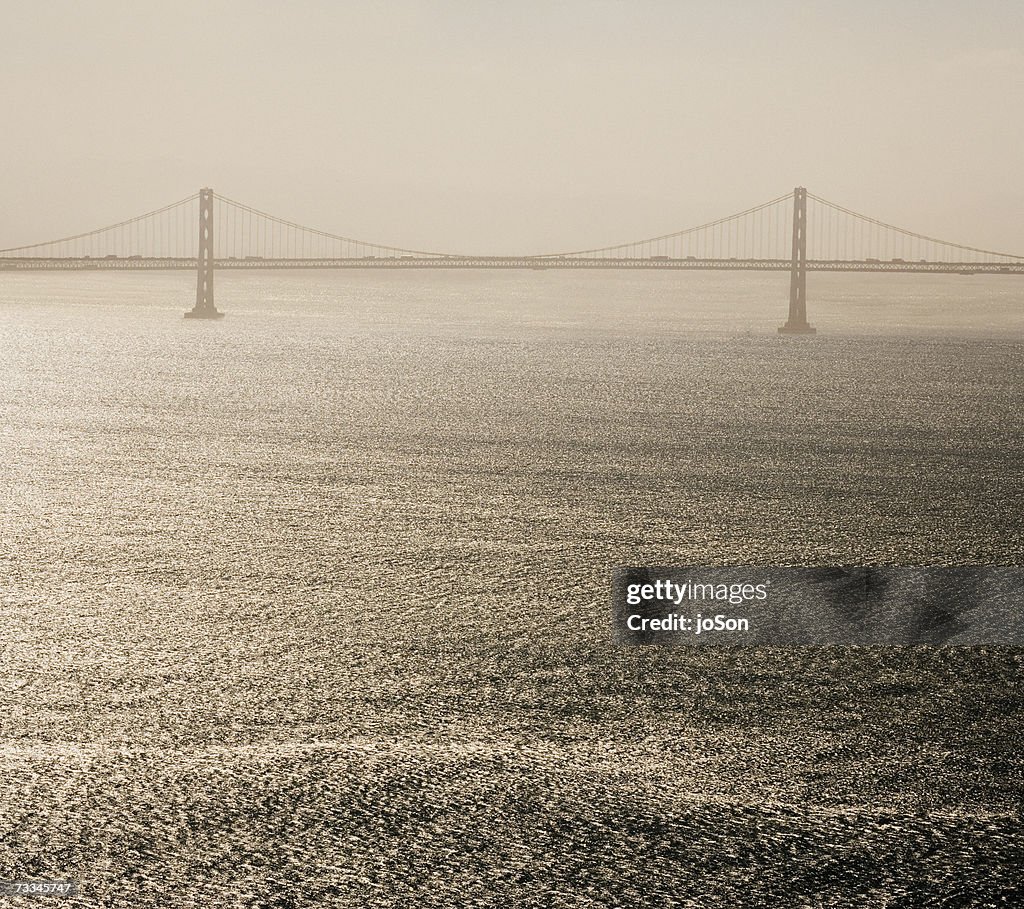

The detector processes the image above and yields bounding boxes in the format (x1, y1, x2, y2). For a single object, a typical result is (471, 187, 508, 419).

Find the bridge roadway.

(2, 256, 1023, 275)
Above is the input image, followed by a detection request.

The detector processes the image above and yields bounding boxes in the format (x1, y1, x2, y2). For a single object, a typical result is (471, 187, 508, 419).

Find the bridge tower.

(184, 188, 223, 319)
(779, 186, 815, 334)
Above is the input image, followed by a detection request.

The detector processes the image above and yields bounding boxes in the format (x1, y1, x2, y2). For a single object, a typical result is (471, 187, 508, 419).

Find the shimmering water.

(1, 270, 1022, 907)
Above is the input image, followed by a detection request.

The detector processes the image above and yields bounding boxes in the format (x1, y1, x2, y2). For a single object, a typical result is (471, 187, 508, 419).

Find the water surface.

(1, 270, 1022, 907)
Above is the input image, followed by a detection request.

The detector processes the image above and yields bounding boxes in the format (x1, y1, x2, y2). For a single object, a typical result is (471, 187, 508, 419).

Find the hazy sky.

(3, 0, 1023, 254)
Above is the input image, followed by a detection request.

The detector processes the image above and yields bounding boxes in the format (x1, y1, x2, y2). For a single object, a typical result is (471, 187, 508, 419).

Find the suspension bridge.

(1, 187, 1021, 333)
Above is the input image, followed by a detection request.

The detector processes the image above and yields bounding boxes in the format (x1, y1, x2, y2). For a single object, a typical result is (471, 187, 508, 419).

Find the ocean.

(1, 268, 1022, 907)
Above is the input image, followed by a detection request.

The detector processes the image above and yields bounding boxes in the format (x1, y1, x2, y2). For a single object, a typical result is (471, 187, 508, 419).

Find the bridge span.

(2, 186, 1021, 332)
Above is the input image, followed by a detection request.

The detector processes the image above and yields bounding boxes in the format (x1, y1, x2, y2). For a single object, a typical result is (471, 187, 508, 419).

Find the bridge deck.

(2, 257, 1023, 274)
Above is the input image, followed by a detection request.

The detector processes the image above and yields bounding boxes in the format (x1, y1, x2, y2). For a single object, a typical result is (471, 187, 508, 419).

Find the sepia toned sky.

(2, 0, 1023, 254)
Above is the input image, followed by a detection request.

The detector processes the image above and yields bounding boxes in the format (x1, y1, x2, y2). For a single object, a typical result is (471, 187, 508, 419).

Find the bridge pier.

(779, 186, 815, 334)
(184, 188, 223, 319)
